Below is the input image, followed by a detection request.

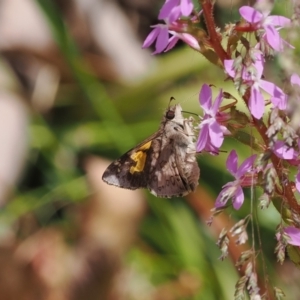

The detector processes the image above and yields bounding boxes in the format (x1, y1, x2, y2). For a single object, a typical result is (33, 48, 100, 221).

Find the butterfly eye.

(166, 110, 175, 120)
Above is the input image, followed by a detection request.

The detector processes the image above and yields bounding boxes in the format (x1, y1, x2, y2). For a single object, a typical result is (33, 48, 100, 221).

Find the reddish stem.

(201, 0, 230, 62)
(243, 93, 300, 215)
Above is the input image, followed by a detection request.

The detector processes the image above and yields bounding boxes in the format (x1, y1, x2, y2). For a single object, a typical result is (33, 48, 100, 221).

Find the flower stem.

(200, 0, 230, 62)
(242, 93, 300, 215)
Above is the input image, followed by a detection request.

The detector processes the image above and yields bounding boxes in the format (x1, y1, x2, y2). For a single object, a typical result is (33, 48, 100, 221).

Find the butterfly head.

(164, 104, 183, 122)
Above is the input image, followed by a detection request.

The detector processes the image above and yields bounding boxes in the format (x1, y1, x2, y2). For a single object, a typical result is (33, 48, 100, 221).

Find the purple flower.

(272, 138, 300, 193)
(239, 5, 291, 52)
(215, 150, 257, 210)
(272, 141, 296, 160)
(293, 140, 300, 193)
(142, 25, 169, 54)
(224, 53, 286, 119)
(291, 73, 300, 86)
(283, 227, 300, 246)
(142, 23, 200, 54)
(296, 170, 300, 193)
(196, 84, 229, 155)
(270, 95, 287, 110)
(159, 0, 194, 23)
(166, 32, 200, 52)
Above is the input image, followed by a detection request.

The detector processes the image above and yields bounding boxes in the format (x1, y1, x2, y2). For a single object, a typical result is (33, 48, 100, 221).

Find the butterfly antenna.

(181, 110, 199, 117)
(197, 149, 228, 155)
(168, 96, 176, 107)
(219, 149, 228, 153)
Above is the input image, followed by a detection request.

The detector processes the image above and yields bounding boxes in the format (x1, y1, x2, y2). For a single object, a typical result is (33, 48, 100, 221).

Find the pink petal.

(259, 79, 285, 99)
(158, 0, 178, 20)
(264, 25, 282, 51)
(273, 141, 295, 159)
(224, 59, 235, 78)
(212, 89, 223, 115)
(222, 181, 235, 189)
(196, 125, 209, 152)
(180, 0, 193, 16)
(239, 6, 263, 23)
(281, 39, 295, 50)
(215, 186, 231, 208)
(252, 53, 264, 79)
(291, 73, 300, 86)
(284, 227, 300, 246)
(296, 170, 300, 193)
(153, 27, 169, 54)
(199, 84, 212, 112)
(249, 86, 265, 119)
(168, 6, 182, 23)
(209, 121, 224, 148)
(270, 95, 287, 110)
(236, 154, 257, 178)
(205, 143, 220, 155)
(226, 150, 238, 175)
(142, 27, 160, 48)
(267, 15, 291, 27)
(180, 33, 200, 50)
(232, 186, 244, 210)
(164, 35, 179, 52)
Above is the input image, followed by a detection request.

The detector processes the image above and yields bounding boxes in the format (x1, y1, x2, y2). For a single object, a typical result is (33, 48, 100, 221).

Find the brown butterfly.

(102, 104, 200, 198)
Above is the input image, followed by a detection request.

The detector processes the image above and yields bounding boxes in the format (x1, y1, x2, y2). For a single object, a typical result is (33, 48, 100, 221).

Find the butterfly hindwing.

(148, 142, 190, 197)
(148, 114, 200, 197)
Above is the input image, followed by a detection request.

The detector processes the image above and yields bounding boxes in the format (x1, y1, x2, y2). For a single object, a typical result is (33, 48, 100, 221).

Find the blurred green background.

(0, 0, 298, 299)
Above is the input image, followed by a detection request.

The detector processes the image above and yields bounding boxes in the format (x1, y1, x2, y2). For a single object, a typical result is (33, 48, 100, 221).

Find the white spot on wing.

(103, 174, 121, 186)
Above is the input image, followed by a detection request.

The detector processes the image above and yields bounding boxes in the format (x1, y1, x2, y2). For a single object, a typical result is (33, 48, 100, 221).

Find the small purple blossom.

(271, 139, 300, 194)
(239, 5, 291, 52)
(294, 138, 300, 193)
(283, 226, 300, 246)
(215, 150, 257, 210)
(272, 141, 296, 160)
(291, 73, 300, 86)
(142, 23, 200, 54)
(271, 140, 300, 193)
(196, 84, 229, 155)
(142, 25, 169, 54)
(224, 53, 287, 119)
(296, 170, 300, 193)
(159, 0, 194, 23)
(270, 95, 287, 110)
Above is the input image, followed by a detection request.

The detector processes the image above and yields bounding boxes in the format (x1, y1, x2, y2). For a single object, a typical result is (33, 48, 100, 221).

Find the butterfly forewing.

(102, 132, 160, 189)
(102, 104, 200, 198)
